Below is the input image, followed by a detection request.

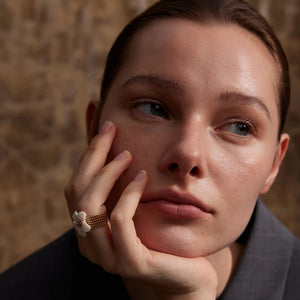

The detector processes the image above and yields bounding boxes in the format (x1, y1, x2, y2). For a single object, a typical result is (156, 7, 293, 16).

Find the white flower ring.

(72, 211, 91, 237)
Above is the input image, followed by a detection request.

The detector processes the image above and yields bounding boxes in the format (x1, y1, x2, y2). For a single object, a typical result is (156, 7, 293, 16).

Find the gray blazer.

(0, 199, 299, 299)
(220, 200, 300, 299)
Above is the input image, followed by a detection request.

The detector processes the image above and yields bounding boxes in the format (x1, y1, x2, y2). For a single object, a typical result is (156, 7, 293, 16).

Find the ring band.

(72, 206, 107, 237)
(85, 214, 108, 229)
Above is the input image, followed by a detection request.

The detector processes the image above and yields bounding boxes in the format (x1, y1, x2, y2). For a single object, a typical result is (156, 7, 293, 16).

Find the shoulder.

(248, 200, 300, 299)
(0, 230, 82, 299)
(221, 199, 300, 300)
(0, 230, 130, 300)
(283, 235, 300, 299)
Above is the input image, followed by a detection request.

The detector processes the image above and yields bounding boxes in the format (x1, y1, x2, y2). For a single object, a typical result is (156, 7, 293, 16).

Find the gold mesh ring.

(72, 206, 108, 237)
(85, 212, 108, 229)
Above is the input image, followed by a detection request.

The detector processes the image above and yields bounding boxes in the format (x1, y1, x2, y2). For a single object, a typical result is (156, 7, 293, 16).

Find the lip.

(140, 189, 213, 218)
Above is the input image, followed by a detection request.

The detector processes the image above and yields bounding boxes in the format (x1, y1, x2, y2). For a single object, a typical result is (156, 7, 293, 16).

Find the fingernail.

(135, 170, 147, 181)
(115, 150, 131, 161)
(99, 121, 113, 134)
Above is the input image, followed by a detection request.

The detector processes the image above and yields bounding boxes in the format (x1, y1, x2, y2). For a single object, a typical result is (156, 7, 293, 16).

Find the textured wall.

(0, 0, 299, 273)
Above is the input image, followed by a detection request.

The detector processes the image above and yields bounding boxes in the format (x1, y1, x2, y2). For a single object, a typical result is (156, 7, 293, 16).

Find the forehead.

(113, 18, 280, 122)
(124, 18, 278, 80)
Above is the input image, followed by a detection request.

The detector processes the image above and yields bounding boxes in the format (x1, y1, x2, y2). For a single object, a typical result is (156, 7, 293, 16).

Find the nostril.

(190, 166, 200, 176)
(167, 163, 201, 177)
(169, 163, 179, 172)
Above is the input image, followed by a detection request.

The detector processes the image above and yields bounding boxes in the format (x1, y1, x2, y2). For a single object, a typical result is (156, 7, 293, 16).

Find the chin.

(134, 216, 214, 258)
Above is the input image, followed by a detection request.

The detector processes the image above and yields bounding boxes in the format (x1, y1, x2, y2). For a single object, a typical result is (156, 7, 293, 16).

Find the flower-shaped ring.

(72, 207, 107, 237)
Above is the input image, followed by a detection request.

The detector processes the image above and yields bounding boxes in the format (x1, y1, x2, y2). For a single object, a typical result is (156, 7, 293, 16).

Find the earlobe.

(260, 133, 290, 194)
(86, 100, 101, 143)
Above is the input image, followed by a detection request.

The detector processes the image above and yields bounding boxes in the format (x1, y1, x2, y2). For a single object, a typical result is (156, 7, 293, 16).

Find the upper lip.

(140, 188, 213, 214)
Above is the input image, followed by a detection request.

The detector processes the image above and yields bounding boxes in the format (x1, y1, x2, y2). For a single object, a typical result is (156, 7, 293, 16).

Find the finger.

(72, 156, 139, 272)
(81, 222, 117, 270)
(68, 121, 116, 197)
(78, 150, 133, 215)
(110, 170, 148, 259)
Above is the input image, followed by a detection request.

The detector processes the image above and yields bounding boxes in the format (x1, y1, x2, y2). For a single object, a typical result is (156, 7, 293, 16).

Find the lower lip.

(141, 200, 210, 219)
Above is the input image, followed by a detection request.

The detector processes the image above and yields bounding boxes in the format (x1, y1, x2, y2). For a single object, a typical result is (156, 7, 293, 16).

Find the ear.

(86, 100, 101, 144)
(260, 133, 290, 194)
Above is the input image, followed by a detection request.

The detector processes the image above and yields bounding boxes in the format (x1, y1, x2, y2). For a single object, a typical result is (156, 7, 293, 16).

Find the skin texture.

(95, 20, 288, 256)
(66, 19, 289, 299)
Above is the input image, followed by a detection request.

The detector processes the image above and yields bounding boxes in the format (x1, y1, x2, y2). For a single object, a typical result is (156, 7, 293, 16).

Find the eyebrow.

(121, 74, 271, 120)
(220, 91, 271, 120)
(121, 74, 184, 96)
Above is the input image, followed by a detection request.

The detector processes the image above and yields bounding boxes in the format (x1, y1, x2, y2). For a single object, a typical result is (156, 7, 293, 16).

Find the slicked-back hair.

(100, 0, 290, 135)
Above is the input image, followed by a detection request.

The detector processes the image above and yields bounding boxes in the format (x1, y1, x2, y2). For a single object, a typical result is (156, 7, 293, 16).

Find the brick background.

(0, 0, 299, 273)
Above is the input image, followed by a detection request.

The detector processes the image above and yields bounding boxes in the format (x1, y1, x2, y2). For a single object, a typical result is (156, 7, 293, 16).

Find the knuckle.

(110, 211, 126, 227)
(64, 184, 88, 213)
(64, 176, 86, 201)
(64, 181, 78, 200)
(76, 200, 89, 213)
(64, 182, 73, 199)
(110, 211, 124, 226)
(97, 165, 109, 177)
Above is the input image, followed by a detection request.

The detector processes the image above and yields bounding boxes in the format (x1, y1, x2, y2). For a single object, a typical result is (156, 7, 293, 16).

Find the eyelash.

(219, 118, 256, 137)
(132, 99, 257, 137)
(134, 99, 170, 119)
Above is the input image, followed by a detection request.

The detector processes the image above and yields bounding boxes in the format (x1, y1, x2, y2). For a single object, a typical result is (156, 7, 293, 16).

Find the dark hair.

(100, 0, 290, 134)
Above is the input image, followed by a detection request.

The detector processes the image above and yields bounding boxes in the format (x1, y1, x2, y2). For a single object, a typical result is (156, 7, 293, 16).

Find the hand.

(65, 121, 217, 299)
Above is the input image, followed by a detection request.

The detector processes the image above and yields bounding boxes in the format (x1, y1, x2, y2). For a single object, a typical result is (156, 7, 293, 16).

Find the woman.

(1, 0, 299, 299)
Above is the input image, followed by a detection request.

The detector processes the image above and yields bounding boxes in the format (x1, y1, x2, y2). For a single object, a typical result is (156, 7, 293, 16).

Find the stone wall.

(0, 0, 299, 273)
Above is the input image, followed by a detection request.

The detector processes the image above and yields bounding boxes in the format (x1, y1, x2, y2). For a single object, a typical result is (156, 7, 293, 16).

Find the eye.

(135, 101, 169, 119)
(224, 122, 251, 136)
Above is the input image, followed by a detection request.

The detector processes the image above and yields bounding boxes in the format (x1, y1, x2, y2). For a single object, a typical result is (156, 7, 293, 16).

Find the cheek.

(111, 126, 155, 170)
(218, 142, 276, 195)
(204, 154, 269, 251)
(216, 144, 276, 225)
(105, 126, 158, 212)
(212, 142, 275, 204)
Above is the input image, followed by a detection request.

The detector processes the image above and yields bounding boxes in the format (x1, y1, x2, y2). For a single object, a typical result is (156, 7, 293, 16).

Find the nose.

(159, 123, 206, 179)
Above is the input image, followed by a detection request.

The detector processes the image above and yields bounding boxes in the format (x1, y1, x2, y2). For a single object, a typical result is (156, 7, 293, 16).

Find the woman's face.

(95, 19, 288, 257)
